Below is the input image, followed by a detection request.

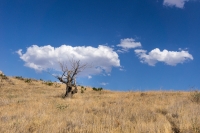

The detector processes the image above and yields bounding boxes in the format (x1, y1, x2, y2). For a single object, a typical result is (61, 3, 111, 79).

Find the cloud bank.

(163, 0, 189, 8)
(17, 45, 120, 76)
(135, 48, 193, 66)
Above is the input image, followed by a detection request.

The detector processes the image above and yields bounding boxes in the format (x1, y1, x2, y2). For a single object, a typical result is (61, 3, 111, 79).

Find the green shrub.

(93, 87, 97, 91)
(93, 87, 103, 91)
(44, 80, 54, 86)
(15, 76, 24, 80)
(98, 87, 103, 91)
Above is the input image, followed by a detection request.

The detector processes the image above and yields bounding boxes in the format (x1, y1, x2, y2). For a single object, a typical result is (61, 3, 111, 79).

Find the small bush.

(57, 104, 68, 110)
(15, 76, 24, 80)
(98, 87, 103, 91)
(191, 90, 200, 104)
(24, 79, 32, 83)
(93, 87, 103, 91)
(0, 74, 8, 80)
(93, 87, 97, 91)
(44, 80, 54, 86)
(140, 92, 147, 97)
(80, 86, 85, 93)
(80, 86, 86, 90)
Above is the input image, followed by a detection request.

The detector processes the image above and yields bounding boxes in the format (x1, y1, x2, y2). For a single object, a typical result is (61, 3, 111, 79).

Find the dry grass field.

(0, 75, 200, 133)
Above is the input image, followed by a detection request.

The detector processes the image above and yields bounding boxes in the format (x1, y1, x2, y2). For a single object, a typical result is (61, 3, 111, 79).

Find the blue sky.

(1, 0, 200, 91)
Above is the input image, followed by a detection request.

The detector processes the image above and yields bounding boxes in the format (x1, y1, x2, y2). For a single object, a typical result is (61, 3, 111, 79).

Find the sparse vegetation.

(15, 76, 24, 80)
(81, 88, 84, 93)
(24, 78, 32, 83)
(56, 104, 69, 110)
(93, 87, 103, 91)
(54, 83, 61, 88)
(42, 80, 54, 86)
(0, 74, 14, 85)
(0, 73, 8, 80)
(80, 86, 86, 93)
(191, 90, 200, 104)
(0, 77, 200, 133)
(15, 76, 34, 84)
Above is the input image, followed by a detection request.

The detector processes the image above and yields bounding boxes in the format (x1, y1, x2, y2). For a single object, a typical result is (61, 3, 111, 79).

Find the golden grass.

(0, 76, 200, 133)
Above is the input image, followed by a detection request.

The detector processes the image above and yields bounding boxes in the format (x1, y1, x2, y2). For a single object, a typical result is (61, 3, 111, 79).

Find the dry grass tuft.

(0, 76, 200, 133)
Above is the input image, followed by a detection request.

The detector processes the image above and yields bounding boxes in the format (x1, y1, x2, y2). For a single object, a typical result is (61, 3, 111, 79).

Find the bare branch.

(58, 61, 68, 72)
(50, 58, 90, 98)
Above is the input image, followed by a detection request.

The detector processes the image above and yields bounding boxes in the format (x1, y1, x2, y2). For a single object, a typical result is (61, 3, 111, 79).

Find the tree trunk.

(64, 85, 78, 98)
(72, 86, 78, 94)
(65, 85, 72, 97)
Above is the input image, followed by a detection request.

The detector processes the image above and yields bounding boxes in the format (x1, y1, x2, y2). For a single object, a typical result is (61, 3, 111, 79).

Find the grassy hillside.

(0, 75, 200, 133)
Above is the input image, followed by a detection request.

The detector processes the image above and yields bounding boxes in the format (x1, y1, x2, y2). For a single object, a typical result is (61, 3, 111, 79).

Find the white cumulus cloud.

(17, 45, 120, 76)
(135, 48, 193, 66)
(163, 0, 189, 8)
(117, 38, 141, 52)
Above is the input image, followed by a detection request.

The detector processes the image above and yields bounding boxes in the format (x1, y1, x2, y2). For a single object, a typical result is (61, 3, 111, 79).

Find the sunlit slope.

(0, 76, 200, 133)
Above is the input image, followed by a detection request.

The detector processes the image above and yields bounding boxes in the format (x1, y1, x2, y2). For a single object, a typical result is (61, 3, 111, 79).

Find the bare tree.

(55, 59, 88, 98)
